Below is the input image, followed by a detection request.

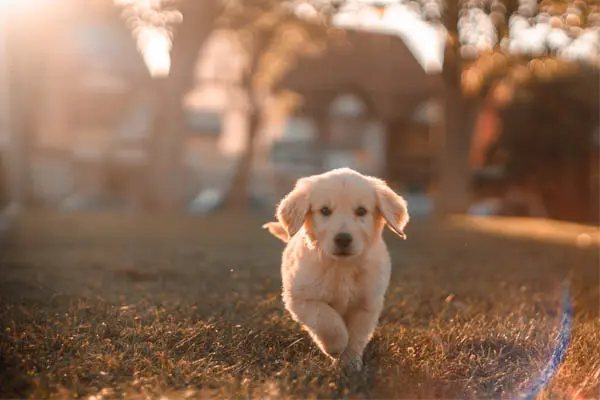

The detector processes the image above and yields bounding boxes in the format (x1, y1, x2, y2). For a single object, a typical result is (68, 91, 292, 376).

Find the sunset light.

(0, 1, 598, 398)
(0, 0, 51, 13)
(136, 26, 171, 77)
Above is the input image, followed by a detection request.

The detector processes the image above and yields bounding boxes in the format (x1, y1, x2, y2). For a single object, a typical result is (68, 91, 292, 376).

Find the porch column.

(311, 110, 330, 171)
(433, 87, 479, 218)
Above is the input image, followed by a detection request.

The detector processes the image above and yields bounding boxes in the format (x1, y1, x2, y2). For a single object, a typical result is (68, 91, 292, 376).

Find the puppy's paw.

(317, 328, 348, 359)
(339, 350, 363, 374)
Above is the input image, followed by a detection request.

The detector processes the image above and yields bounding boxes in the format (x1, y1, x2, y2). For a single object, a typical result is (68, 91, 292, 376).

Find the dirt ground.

(0, 211, 598, 399)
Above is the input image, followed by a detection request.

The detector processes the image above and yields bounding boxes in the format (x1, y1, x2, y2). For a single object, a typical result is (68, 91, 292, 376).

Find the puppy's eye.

(320, 206, 332, 216)
(355, 206, 367, 217)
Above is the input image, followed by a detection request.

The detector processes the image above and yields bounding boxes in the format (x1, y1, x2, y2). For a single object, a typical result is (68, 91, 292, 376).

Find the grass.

(0, 211, 598, 399)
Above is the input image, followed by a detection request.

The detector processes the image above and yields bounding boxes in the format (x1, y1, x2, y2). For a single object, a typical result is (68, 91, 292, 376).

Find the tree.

(408, 0, 599, 216)
(457, 0, 600, 221)
(121, 0, 336, 211)
(217, 0, 334, 210)
(118, 0, 223, 211)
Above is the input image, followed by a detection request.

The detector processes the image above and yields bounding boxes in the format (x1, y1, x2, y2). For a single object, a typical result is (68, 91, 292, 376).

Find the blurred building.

(182, 27, 442, 208)
(274, 29, 442, 196)
(8, 1, 152, 208)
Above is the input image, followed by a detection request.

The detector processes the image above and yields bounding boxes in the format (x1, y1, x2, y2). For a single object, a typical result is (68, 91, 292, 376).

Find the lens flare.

(520, 281, 573, 399)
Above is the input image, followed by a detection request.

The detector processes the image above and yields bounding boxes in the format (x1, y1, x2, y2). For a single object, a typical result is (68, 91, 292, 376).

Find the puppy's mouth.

(331, 250, 356, 258)
(333, 252, 351, 257)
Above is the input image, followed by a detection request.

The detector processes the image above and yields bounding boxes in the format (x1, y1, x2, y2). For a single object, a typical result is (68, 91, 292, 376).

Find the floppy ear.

(276, 178, 310, 238)
(370, 178, 409, 239)
(262, 221, 290, 243)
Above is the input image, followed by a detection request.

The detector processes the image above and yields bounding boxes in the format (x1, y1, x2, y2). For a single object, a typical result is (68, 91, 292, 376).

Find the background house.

(173, 27, 444, 211)
(271, 29, 442, 200)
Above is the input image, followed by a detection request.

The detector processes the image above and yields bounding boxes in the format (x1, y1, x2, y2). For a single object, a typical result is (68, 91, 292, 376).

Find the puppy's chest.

(318, 267, 365, 314)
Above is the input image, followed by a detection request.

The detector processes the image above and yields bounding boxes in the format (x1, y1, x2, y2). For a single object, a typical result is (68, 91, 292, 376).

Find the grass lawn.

(0, 212, 598, 399)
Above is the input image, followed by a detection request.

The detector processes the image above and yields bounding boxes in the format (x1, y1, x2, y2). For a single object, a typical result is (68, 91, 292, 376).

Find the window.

(325, 93, 385, 174)
(329, 94, 367, 149)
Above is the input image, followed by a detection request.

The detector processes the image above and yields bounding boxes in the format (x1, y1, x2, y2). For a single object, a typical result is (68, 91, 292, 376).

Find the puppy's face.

(275, 168, 409, 259)
(307, 174, 378, 258)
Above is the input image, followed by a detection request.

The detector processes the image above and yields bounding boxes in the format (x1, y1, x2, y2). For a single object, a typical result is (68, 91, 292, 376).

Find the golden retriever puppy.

(267, 167, 409, 372)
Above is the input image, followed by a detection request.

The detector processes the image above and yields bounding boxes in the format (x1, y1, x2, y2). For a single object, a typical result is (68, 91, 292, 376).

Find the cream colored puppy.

(266, 167, 409, 372)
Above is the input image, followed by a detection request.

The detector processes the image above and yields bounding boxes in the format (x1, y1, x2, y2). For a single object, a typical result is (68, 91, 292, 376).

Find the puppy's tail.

(262, 221, 290, 243)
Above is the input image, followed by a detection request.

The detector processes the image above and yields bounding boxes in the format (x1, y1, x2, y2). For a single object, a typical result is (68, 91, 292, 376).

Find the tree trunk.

(591, 142, 600, 225)
(433, 75, 480, 217)
(222, 109, 261, 211)
(220, 27, 272, 212)
(147, 77, 187, 212)
(434, 2, 478, 218)
(146, 0, 219, 213)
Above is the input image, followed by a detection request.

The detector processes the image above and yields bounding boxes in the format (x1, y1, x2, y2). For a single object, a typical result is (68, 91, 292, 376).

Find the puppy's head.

(276, 168, 409, 259)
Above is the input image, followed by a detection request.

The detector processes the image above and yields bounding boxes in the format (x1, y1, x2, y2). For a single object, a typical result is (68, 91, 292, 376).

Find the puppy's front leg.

(286, 299, 348, 359)
(342, 306, 381, 372)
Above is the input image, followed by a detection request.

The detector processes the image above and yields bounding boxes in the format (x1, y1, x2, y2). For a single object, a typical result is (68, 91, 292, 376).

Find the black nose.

(334, 232, 353, 249)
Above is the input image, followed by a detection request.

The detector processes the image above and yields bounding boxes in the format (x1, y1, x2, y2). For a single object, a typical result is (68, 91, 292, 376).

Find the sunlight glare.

(0, 0, 51, 13)
(332, 2, 446, 73)
(137, 26, 171, 77)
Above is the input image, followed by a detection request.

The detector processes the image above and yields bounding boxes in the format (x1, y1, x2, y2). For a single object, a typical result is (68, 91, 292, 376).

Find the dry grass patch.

(0, 212, 598, 399)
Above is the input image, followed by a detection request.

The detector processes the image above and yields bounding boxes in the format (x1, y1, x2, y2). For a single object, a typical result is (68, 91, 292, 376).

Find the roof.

(279, 28, 442, 121)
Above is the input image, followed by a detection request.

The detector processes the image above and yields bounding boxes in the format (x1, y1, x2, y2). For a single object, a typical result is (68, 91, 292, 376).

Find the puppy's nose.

(334, 232, 353, 249)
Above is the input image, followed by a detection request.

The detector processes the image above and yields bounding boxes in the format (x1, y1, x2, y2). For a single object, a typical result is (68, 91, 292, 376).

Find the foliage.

(456, 0, 600, 99)
(117, 0, 336, 92)
(219, 0, 332, 95)
(112, 0, 600, 104)
(304, 0, 599, 94)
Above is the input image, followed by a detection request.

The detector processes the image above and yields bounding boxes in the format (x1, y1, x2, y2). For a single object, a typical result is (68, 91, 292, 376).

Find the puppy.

(265, 168, 409, 372)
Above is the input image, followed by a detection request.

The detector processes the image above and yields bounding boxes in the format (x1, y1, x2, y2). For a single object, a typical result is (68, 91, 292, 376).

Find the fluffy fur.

(262, 221, 290, 243)
(264, 168, 409, 372)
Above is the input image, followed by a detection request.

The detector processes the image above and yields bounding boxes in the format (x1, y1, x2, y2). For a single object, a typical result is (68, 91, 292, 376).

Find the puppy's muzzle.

(333, 232, 353, 255)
